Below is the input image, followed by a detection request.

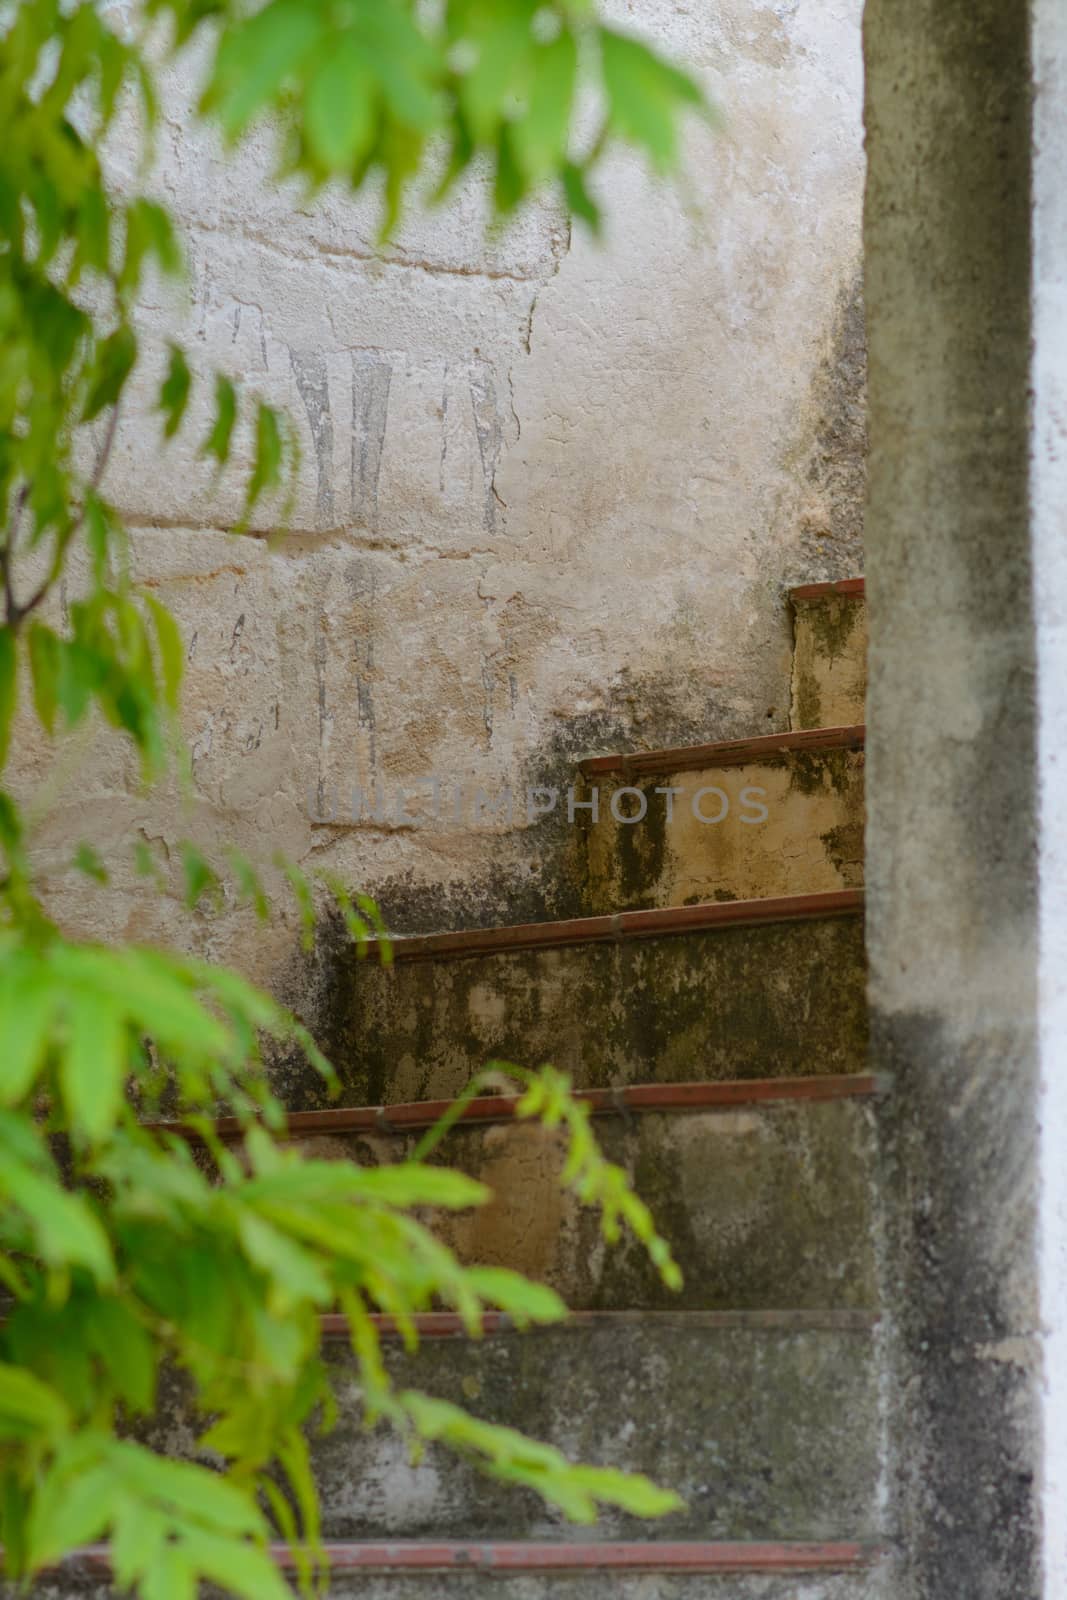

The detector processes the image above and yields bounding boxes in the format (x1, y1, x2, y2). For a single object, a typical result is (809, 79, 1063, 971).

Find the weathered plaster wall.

(865, 1, 1043, 1596)
(20, 1, 866, 1010)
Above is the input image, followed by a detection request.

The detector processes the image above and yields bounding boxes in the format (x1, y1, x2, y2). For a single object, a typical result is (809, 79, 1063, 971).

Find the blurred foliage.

(0, 1, 705, 1593)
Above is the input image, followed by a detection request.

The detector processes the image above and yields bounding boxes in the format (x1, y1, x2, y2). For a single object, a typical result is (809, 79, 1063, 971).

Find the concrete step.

(310, 1313, 882, 1544)
(35, 1542, 891, 1599)
(313, 892, 867, 1109)
(274, 1080, 882, 1312)
(790, 579, 866, 731)
(577, 727, 864, 912)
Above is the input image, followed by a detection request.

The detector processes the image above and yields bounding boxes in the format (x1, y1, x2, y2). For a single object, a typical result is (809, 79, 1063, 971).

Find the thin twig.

(1, 483, 30, 627)
(9, 400, 122, 627)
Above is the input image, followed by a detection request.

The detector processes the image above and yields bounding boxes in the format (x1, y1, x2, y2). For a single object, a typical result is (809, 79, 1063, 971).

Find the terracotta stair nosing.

(53, 1540, 885, 1576)
(789, 577, 866, 602)
(578, 723, 865, 780)
(155, 1073, 888, 1146)
(319, 1309, 880, 1340)
(363, 888, 864, 966)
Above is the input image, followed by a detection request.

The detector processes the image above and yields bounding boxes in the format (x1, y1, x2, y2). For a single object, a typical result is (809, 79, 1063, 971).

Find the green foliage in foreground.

(0, 0, 707, 1592)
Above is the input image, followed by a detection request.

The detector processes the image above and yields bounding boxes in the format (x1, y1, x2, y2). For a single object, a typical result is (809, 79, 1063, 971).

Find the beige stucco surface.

(16, 1, 867, 1014)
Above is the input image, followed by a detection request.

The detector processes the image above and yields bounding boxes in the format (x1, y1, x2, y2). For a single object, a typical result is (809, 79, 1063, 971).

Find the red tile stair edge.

(789, 577, 866, 601)
(51, 1540, 884, 1575)
(320, 1309, 879, 1340)
(362, 888, 864, 966)
(154, 1072, 887, 1146)
(578, 722, 865, 780)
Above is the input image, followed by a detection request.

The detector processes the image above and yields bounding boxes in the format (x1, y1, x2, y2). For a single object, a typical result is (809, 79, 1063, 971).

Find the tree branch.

(5, 402, 122, 630)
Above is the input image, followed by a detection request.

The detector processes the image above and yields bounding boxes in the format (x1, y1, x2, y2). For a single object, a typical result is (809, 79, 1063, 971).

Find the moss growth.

(319, 914, 868, 1109)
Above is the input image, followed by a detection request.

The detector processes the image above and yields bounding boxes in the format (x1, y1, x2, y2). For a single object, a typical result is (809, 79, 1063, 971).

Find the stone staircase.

(260, 575, 885, 1595)
(75, 578, 888, 1596)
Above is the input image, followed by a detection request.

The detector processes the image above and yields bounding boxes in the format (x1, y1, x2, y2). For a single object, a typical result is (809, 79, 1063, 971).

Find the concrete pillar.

(1033, 3, 1067, 1592)
(863, 0, 1067, 1593)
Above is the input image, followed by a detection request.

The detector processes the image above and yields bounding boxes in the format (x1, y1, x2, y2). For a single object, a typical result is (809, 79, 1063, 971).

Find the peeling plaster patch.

(351, 352, 393, 530)
(291, 350, 336, 529)
(469, 363, 503, 532)
(974, 1337, 1040, 1372)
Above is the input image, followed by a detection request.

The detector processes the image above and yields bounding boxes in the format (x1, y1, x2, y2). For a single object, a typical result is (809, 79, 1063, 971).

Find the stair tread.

(365, 889, 864, 966)
(579, 724, 865, 780)
(315, 906, 867, 1104)
(171, 1073, 885, 1143)
(59, 1539, 886, 1574)
(320, 1310, 879, 1337)
(789, 578, 866, 601)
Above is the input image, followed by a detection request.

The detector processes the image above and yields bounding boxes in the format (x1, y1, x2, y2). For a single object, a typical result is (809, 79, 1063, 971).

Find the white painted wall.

(1032, 1, 1067, 1587)
(20, 1, 867, 991)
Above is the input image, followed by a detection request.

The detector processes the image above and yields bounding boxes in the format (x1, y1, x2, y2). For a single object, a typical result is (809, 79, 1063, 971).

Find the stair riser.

(582, 751, 864, 913)
(321, 915, 868, 1109)
(313, 1324, 881, 1542)
(298, 1100, 879, 1312)
(14, 1562, 892, 1599)
(791, 598, 867, 731)
(294, 1571, 891, 1600)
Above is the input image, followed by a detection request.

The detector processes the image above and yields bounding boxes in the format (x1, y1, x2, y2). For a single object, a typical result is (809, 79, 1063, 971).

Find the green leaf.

(85, 1298, 157, 1414)
(237, 1212, 332, 1306)
(513, 31, 578, 182)
(0, 1364, 71, 1440)
(494, 125, 525, 215)
(141, 1544, 195, 1600)
(111, 1504, 169, 1589)
(0, 627, 17, 768)
(245, 1159, 488, 1212)
(227, 850, 269, 922)
(0, 969, 52, 1105)
(246, 402, 284, 511)
(462, 1267, 566, 1326)
(26, 1464, 115, 1564)
(179, 841, 220, 910)
(561, 162, 600, 232)
(27, 623, 60, 733)
(203, 0, 323, 138)
(305, 42, 376, 171)
(143, 593, 184, 710)
(599, 29, 705, 172)
(0, 1142, 114, 1284)
(158, 345, 192, 439)
(83, 326, 137, 422)
(178, 1530, 293, 1600)
(60, 987, 128, 1143)
(122, 199, 182, 289)
(114, 1445, 267, 1537)
(73, 842, 109, 883)
(203, 374, 238, 466)
(274, 854, 316, 951)
(84, 493, 117, 582)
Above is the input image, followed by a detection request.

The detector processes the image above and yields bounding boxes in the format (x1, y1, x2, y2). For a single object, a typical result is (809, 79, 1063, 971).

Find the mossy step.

(790, 580, 866, 732)
(284, 1093, 880, 1312)
(310, 1315, 881, 1544)
(25, 1544, 890, 1600)
(309, 894, 867, 1110)
(576, 728, 864, 913)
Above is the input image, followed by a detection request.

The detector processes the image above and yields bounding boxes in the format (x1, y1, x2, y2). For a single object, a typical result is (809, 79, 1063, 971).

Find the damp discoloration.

(790, 593, 867, 730)
(304, 1099, 879, 1313)
(305, 912, 868, 1111)
(583, 749, 865, 912)
(313, 1321, 882, 1542)
(782, 272, 868, 586)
